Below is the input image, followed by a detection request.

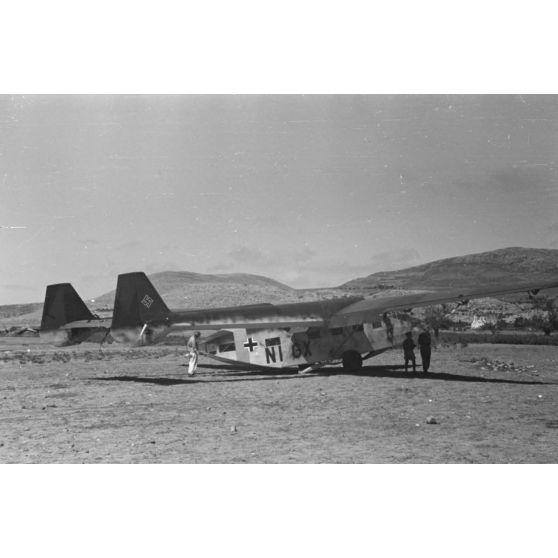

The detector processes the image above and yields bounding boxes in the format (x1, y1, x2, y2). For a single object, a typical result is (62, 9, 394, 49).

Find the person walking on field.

(418, 328, 432, 373)
(402, 331, 416, 373)
(185, 331, 201, 376)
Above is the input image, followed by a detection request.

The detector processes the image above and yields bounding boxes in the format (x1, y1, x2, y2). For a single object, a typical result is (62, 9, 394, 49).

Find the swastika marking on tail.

(141, 294, 153, 308)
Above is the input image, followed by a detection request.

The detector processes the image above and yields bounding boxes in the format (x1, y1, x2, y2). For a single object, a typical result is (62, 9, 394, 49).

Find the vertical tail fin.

(40, 283, 95, 331)
(112, 272, 170, 329)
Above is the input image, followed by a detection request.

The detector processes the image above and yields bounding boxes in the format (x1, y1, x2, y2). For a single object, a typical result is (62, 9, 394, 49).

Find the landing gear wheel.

(342, 351, 363, 372)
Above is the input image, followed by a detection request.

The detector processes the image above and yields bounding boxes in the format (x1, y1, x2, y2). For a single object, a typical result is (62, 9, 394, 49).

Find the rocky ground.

(0, 338, 557, 463)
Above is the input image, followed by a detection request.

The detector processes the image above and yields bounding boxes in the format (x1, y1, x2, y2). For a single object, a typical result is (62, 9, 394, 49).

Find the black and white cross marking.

(243, 337, 258, 352)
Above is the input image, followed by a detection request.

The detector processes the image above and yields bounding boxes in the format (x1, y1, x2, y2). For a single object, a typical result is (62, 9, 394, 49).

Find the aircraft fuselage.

(199, 314, 413, 370)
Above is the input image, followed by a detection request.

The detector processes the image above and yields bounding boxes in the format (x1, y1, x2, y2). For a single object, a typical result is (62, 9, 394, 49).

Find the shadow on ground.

(89, 364, 554, 386)
(327, 366, 554, 385)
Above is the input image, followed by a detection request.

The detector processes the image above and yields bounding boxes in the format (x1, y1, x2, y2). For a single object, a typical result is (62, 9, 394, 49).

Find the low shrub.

(439, 330, 558, 346)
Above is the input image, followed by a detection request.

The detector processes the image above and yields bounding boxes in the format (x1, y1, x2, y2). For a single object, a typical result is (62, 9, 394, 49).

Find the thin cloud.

(3, 284, 34, 292)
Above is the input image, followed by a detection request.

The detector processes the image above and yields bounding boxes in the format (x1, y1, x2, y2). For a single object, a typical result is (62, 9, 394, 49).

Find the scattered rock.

(426, 416, 438, 424)
(474, 358, 536, 374)
(230, 425, 237, 433)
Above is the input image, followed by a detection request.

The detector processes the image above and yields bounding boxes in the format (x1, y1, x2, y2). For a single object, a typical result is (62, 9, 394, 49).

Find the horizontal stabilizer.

(60, 318, 113, 330)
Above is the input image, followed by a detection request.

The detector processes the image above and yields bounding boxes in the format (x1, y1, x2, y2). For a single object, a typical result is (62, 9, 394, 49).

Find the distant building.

(471, 315, 487, 329)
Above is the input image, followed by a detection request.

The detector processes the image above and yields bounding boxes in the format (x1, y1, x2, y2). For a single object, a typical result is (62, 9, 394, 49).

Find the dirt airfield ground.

(0, 337, 557, 463)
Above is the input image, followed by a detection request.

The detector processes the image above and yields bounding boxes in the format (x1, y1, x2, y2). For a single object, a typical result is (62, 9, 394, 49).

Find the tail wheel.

(342, 350, 363, 372)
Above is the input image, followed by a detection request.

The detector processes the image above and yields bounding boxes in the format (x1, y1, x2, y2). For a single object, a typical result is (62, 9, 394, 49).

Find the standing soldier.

(383, 312, 394, 344)
(402, 331, 416, 373)
(185, 331, 201, 376)
(418, 328, 432, 373)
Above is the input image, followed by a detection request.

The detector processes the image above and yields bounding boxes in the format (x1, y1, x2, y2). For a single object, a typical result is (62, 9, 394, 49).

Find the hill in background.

(92, 271, 338, 309)
(341, 247, 558, 292)
(0, 271, 343, 328)
(3, 247, 558, 328)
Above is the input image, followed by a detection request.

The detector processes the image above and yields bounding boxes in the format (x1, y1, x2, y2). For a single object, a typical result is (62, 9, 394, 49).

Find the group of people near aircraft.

(402, 328, 432, 373)
(186, 327, 434, 376)
(39, 270, 558, 377)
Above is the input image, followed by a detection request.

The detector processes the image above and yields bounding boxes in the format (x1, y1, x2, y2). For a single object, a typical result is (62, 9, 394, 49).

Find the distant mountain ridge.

(342, 247, 558, 291)
(92, 270, 322, 309)
(3, 247, 558, 326)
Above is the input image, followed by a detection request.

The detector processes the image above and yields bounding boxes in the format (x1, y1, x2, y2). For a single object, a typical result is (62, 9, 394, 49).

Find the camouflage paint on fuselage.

(168, 297, 363, 329)
(201, 315, 413, 369)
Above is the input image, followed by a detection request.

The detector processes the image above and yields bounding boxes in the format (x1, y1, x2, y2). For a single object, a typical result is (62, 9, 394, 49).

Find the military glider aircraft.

(40, 283, 112, 346)
(40, 273, 558, 372)
(104, 272, 558, 372)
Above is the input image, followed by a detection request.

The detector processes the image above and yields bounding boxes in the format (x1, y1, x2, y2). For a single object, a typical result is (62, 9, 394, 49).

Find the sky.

(1, 94, 558, 304)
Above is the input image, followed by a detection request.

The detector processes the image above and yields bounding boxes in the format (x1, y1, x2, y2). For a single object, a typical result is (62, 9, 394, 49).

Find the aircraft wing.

(328, 279, 558, 326)
(60, 318, 113, 330)
(165, 319, 326, 331)
(200, 329, 234, 344)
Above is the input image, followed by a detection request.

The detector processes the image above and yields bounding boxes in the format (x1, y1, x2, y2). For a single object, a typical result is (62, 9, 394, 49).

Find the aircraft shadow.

(195, 363, 269, 373)
(92, 375, 202, 386)
(316, 365, 554, 386)
(90, 373, 300, 386)
(89, 365, 554, 386)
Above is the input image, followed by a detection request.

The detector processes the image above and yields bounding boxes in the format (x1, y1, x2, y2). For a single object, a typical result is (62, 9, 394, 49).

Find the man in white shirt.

(185, 331, 201, 376)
